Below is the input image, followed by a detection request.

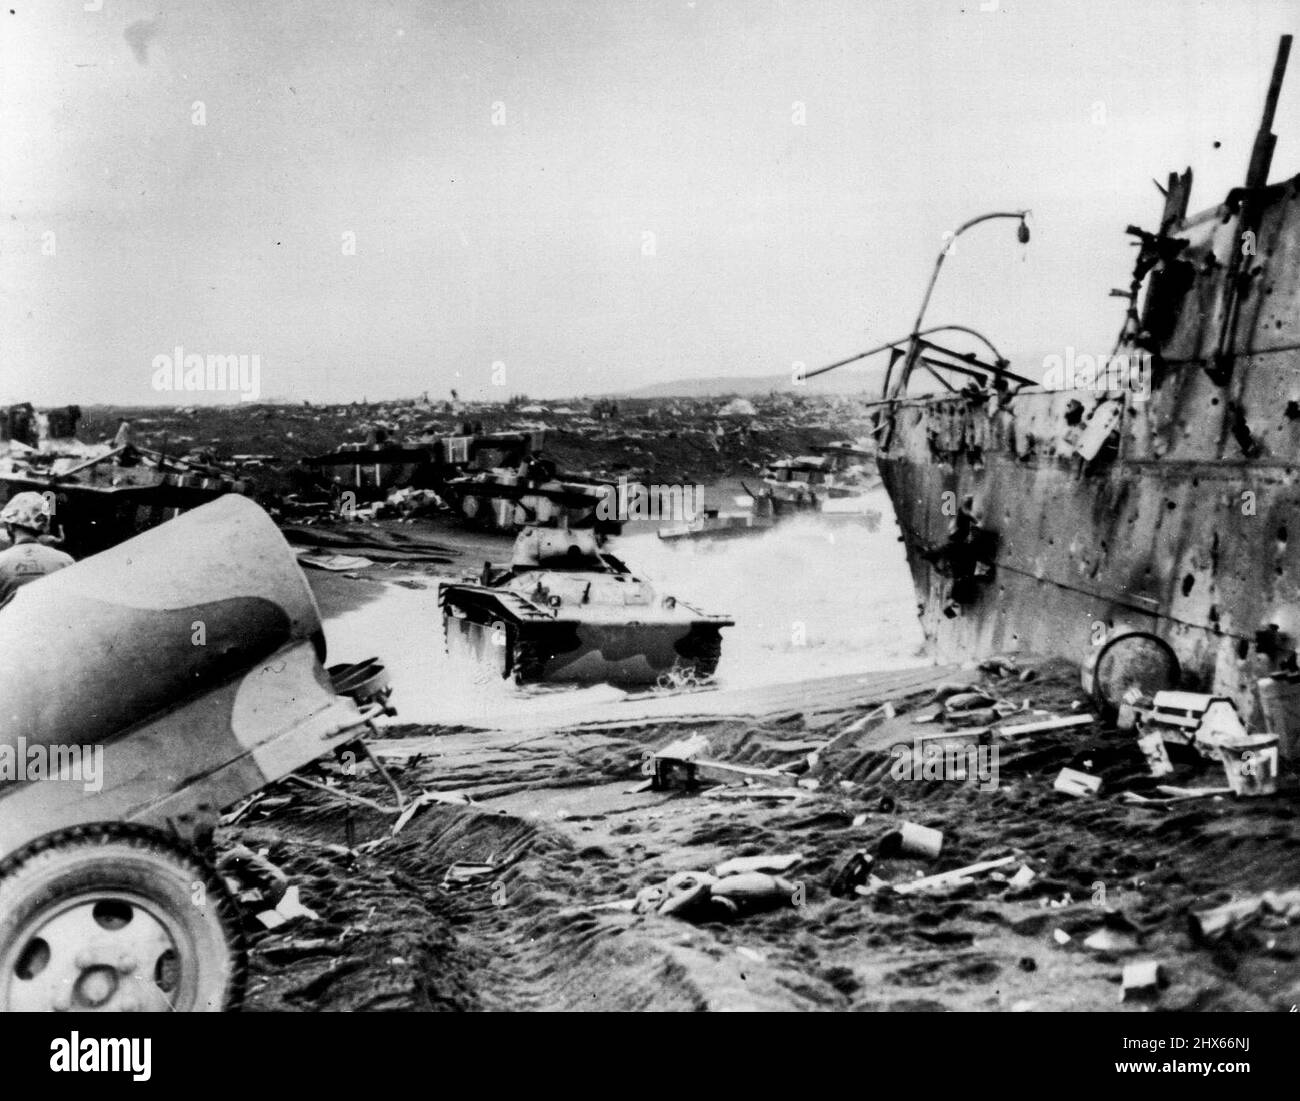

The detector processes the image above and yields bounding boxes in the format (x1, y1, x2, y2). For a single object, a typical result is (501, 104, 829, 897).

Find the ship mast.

(1211, 34, 1292, 383)
(1245, 34, 1291, 194)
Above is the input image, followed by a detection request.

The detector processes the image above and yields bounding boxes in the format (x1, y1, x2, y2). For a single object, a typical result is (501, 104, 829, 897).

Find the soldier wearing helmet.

(0, 492, 74, 606)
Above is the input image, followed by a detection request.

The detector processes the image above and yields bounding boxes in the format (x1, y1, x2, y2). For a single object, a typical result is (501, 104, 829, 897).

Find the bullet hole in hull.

(1182, 573, 1195, 596)
(1237, 639, 1250, 660)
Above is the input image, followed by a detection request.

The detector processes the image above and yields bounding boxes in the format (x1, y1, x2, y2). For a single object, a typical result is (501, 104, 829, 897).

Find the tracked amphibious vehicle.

(439, 527, 732, 687)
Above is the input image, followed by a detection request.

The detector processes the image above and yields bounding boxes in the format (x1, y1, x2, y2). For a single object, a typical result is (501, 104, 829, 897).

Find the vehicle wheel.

(0, 823, 246, 1012)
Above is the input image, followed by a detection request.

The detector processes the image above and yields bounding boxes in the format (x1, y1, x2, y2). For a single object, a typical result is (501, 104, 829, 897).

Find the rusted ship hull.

(876, 384, 1299, 721)
(872, 37, 1300, 722)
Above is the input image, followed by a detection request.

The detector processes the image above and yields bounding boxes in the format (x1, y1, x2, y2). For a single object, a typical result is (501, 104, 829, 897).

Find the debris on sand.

(1120, 960, 1164, 1002)
(623, 856, 804, 923)
(1120, 785, 1233, 805)
(1188, 889, 1300, 944)
(207, 655, 1296, 1011)
(442, 862, 498, 890)
(255, 886, 320, 930)
(943, 691, 996, 713)
(1008, 864, 1036, 889)
(218, 843, 290, 908)
(712, 853, 803, 877)
(1082, 927, 1141, 955)
(1136, 727, 1175, 777)
(1215, 734, 1280, 797)
(881, 854, 1020, 897)
(712, 872, 798, 906)
(997, 714, 1095, 738)
(651, 731, 793, 793)
(656, 871, 716, 917)
(828, 851, 876, 898)
(876, 821, 943, 859)
(1053, 768, 1103, 798)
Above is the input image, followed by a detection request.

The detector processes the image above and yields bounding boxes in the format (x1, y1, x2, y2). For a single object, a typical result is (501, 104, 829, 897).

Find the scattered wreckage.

(0, 496, 396, 1011)
(440, 525, 733, 687)
(760, 440, 879, 511)
(657, 439, 880, 544)
(0, 404, 248, 557)
(656, 489, 779, 544)
(305, 427, 622, 534)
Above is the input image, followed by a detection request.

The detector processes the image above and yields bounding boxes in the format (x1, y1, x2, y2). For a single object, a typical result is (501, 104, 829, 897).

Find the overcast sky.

(3, 0, 1298, 405)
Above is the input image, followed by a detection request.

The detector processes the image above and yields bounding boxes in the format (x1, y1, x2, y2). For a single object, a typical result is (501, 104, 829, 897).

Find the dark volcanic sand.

(225, 659, 1300, 1012)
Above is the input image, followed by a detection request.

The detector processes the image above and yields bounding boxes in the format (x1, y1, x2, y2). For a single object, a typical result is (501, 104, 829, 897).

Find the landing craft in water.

(439, 526, 732, 687)
(760, 440, 878, 511)
(659, 439, 882, 543)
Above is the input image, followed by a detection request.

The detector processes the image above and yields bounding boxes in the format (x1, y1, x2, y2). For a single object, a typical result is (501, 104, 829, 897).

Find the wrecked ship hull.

(875, 38, 1300, 722)
(880, 196, 1300, 719)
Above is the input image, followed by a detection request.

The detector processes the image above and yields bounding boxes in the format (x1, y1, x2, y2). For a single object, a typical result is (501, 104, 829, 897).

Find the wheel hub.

(8, 896, 180, 1012)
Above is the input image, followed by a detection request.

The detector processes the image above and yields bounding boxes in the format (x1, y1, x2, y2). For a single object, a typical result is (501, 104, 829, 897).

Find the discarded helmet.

(1, 491, 51, 532)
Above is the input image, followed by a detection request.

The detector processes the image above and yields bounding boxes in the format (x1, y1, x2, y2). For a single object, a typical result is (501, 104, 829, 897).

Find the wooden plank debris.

(997, 714, 1095, 738)
(861, 854, 1018, 896)
(713, 853, 803, 878)
(1053, 768, 1103, 797)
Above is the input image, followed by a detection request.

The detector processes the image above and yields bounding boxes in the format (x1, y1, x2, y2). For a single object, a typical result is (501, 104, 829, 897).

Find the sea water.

(314, 485, 924, 726)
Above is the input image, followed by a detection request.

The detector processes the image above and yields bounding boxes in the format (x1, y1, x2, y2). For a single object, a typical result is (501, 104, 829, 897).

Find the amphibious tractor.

(440, 526, 733, 687)
(0, 495, 393, 1012)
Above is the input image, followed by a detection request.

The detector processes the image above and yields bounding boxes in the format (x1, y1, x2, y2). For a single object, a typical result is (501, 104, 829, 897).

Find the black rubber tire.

(0, 823, 246, 1012)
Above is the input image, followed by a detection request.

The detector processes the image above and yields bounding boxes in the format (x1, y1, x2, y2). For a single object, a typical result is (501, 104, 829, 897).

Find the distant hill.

(609, 362, 888, 399)
(606, 344, 1067, 400)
